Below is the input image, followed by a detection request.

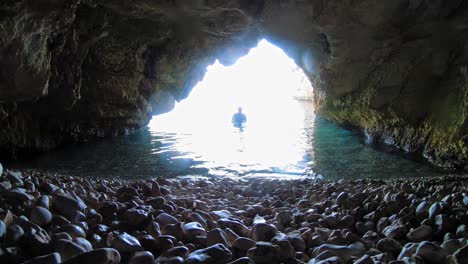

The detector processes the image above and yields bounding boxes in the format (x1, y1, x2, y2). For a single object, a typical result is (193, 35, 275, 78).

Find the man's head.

(238, 107, 242, 113)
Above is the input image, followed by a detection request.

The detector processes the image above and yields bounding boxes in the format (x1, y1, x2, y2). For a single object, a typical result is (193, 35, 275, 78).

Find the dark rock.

(186, 243, 233, 264)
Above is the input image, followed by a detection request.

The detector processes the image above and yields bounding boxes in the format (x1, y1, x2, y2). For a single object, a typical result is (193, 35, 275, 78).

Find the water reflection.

(8, 101, 443, 179)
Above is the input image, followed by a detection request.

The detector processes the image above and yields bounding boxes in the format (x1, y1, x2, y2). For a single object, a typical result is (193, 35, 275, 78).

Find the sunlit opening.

(148, 39, 315, 178)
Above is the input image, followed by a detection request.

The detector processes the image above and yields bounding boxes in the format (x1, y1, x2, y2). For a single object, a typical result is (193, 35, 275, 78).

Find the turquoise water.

(9, 101, 444, 180)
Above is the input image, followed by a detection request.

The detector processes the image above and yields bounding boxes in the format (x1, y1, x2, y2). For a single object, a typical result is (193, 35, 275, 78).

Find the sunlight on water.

(149, 40, 314, 177)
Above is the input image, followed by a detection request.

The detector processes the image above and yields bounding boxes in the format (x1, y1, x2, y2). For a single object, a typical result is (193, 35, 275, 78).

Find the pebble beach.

(0, 164, 467, 264)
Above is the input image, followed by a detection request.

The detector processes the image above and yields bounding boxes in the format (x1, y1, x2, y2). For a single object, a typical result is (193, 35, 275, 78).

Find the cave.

(0, 1, 467, 263)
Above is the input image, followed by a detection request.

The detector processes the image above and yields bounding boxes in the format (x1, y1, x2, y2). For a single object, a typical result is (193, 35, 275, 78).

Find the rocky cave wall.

(0, 0, 467, 170)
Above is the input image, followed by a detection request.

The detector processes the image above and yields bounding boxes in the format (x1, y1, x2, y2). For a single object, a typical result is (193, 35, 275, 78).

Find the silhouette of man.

(232, 107, 246, 128)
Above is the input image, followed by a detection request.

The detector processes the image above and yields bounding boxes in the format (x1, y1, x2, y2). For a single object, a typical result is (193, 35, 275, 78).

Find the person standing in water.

(232, 107, 246, 128)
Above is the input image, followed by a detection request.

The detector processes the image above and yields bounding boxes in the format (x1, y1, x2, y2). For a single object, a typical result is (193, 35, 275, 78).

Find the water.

(9, 101, 444, 180)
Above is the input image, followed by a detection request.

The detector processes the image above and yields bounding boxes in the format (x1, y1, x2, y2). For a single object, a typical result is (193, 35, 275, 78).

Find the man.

(232, 107, 246, 128)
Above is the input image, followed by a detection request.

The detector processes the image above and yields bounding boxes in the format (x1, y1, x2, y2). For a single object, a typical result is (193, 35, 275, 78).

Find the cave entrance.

(148, 39, 315, 178)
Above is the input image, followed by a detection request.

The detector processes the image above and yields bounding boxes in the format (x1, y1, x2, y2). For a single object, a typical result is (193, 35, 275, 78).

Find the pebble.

(30, 206, 53, 227)
(407, 225, 432, 242)
(52, 194, 86, 219)
(129, 251, 155, 264)
(5, 224, 24, 246)
(246, 242, 280, 264)
(22, 252, 61, 264)
(62, 248, 121, 264)
(186, 243, 233, 264)
(452, 244, 468, 264)
(111, 233, 144, 253)
(0, 166, 466, 264)
(415, 241, 448, 264)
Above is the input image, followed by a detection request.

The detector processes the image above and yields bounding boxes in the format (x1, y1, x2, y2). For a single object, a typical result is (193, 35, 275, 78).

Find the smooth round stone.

(30, 206, 53, 227)
(183, 222, 206, 238)
(441, 239, 463, 254)
(73, 237, 93, 252)
(407, 225, 432, 242)
(111, 233, 144, 253)
(54, 239, 87, 262)
(415, 201, 430, 215)
(0, 162, 3, 176)
(52, 232, 73, 241)
(156, 213, 179, 227)
(415, 241, 448, 264)
(251, 223, 278, 242)
(453, 244, 468, 264)
(52, 194, 86, 218)
(4, 188, 33, 202)
(233, 237, 256, 251)
(7, 171, 24, 187)
(5, 224, 24, 246)
(22, 252, 61, 264)
(37, 195, 50, 209)
(128, 251, 154, 264)
(62, 248, 121, 264)
(186, 243, 233, 264)
(376, 238, 402, 256)
(55, 224, 86, 238)
(207, 228, 229, 247)
(336, 192, 349, 206)
(456, 224, 467, 238)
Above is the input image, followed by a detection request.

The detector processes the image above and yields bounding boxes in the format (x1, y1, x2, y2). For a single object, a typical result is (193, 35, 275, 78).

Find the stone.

(415, 241, 448, 264)
(124, 208, 149, 226)
(207, 228, 229, 247)
(55, 224, 86, 238)
(0, 220, 5, 239)
(441, 239, 463, 254)
(376, 238, 402, 256)
(4, 224, 24, 246)
(62, 248, 121, 264)
(22, 252, 61, 264)
(52, 194, 86, 219)
(156, 213, 179, 227)
(251, 223, 278, 242)
(73, 237, 93, 252)
(3, 188, 33, 202)
(456, 224, 467, 238)
(111, 233, 144, 253)
(7, 171, 23, 187)
(336, 192, 349, 206)
(407, 225, 432, 242)
(30, 206, 53, 227)
(382, 222, 407, 239)
(453, 244, 468, 264)
(0, 162, 2, 176)
(183, 222, 206, 239)
(186, 243, 233, 264)
(129, 251, 155, 264)
(246, 242, 280, 264)
(53, 239, 87, 262)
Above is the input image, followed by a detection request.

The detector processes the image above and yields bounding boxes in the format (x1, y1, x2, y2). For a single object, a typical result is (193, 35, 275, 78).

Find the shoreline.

(0, 166, 467, 263)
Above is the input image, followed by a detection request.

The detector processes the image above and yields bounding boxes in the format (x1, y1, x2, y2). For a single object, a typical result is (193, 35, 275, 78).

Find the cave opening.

(148, 39, 315, 178)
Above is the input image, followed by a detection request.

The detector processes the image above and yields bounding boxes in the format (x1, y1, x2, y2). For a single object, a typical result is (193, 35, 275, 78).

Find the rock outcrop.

(1, 0, 467, 170)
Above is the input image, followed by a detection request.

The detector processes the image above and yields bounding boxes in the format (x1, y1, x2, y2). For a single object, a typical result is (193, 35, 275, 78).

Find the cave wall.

(0, 0, 467, 170)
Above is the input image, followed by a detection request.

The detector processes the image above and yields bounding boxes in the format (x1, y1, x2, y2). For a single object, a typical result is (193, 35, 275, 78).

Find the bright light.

(148, 39, 314, 177)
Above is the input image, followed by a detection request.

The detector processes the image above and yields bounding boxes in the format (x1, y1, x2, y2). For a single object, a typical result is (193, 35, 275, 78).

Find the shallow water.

(8, 101, 445, 180)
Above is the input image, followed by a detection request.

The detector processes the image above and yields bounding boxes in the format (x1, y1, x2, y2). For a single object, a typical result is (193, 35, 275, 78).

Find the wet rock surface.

(0, 166, 466, 263)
